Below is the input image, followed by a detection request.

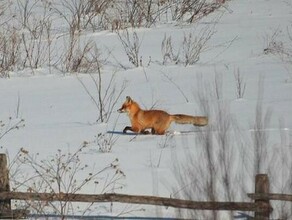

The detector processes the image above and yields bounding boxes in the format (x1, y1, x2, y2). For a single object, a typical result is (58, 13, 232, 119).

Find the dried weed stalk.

(0, 117, 25, 141)
(9, 144, 125, 218)
(0, 30, 21, 77)
(117, 29, 142, 67)
(234, 68, 246, 99)
(77, 67, 127, 123)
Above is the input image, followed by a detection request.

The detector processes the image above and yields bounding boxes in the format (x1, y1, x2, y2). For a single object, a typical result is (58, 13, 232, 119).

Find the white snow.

(0, 0, 292, 219)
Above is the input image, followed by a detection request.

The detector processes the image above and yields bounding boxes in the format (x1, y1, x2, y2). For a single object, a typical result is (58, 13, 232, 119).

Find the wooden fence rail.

(0, 153, 291, 220)
(0, 191, 268, 212)
(248, 193, 292, 202)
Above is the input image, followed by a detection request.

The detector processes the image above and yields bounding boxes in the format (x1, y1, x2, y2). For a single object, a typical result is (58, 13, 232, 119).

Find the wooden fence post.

(0, 154, 11, 212)
(254, 174, 271, 220)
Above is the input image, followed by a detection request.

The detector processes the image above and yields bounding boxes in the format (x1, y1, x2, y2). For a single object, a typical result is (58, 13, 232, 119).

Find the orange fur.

(118, 96, 208, 135)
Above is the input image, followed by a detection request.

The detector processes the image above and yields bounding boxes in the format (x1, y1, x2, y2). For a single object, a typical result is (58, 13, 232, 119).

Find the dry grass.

(172, 74, 292, 219)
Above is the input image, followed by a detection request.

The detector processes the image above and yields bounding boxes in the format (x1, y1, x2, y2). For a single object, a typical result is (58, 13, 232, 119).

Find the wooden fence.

(0, 153, 291, 219)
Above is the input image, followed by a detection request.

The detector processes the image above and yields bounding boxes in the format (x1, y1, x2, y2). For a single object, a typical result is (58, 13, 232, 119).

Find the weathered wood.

(0, 209, 29, 219)
(248, 193, 292, 202)
(0, 154, 11, 212)
(0, 155, 281, 218)
(0, 191, 269, 212)
(254, 174, 272, 220)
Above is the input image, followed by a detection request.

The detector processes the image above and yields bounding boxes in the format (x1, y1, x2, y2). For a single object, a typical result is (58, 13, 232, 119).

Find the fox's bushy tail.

(171, 114, 208, 126)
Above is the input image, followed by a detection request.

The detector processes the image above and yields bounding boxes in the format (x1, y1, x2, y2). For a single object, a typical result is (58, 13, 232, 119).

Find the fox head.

(117, 96, 134, 113)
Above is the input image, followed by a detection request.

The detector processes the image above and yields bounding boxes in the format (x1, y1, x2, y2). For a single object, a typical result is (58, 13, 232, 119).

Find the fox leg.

(156, 130, 166, 135)
(151, 128, 165, 135)
(123, 126, 133, 133)
(123, 126, 164, 135)
(141, 129, 151, 134)
(123, 126, 150, 134)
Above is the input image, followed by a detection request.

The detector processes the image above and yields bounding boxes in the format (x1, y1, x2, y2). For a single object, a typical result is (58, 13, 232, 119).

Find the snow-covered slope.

(0, 0, 291, 219)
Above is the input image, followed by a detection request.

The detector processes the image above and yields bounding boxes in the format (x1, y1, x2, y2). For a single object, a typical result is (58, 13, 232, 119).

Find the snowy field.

(0, 0, 292, 219)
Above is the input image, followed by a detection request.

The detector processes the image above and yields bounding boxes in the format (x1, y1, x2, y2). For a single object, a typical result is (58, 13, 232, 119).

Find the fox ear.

(126, 96, 132, 103)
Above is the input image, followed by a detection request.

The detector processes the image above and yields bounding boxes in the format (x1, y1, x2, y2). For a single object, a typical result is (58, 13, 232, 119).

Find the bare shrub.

(58, 34, 102, 74)
(43, 19, 54, 74)
(267, 119, 292, 219)
(182, 26, 215, 65)
(0, 0, 224, 74)
(16, 0, 39, 29)
(21, 31, 47, 71)
(117, 29, 142, 67)
(88, 0, 118, 31)
(172, 125, 219, 219)
(77, 67, 127, 123)
(11, 0, 56, 73)
(161, 24, 215, 66)
(53, 0, 90, 34)
(263, 28, 283, 57)
(52, 0, 115, 34)
(173, 73, 292, 219)
(70, 41, 100, 73)
(172, 74, 241, 219)
(49, 0, 223, 32)
(251, 77, 272, 175)
(173, 73, 265, 219)
(234, 68, 246, 99)
(155, 133, 174, 166)
(10, 145, 125, 218)
(123, 0, 168, 28)
(161, 34, 180, 65)
(0, 117, 25, 141)
(162, 72, 189, 102)
(263, 27, 292, 81)
(249, 78, 292, 219)
(96, 132, 118, 153)
(87, 2, 126, 31)
(168, 0, 222, 23)
(125, 0, 146, 28)
(0, 1, 10, 18)
(143, 0, 171, 27)
(0, 30, 21, 78)
(82, 0, 116, 31)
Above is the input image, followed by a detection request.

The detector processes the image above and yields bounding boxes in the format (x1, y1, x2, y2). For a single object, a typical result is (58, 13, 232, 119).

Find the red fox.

(118, 96, 208, 135)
